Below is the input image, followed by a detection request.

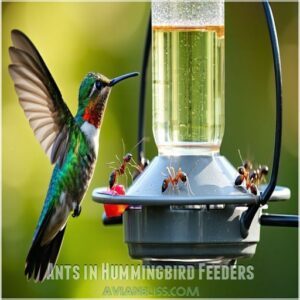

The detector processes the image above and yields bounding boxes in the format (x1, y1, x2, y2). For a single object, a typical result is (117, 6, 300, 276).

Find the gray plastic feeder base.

(124, 205, 260, 265)
(93, 155, 290, 206)
(93, 155, 290, 265)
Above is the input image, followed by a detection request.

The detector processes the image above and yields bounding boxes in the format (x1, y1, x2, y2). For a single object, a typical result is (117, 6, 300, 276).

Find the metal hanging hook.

(240, 0, 283, 237)
(134, 2, 297, 236)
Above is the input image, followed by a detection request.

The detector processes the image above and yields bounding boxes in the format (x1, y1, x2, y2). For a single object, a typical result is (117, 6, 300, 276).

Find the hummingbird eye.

(95, 80, 102, 90)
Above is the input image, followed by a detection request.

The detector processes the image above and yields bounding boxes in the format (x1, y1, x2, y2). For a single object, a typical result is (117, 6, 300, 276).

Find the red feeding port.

(104, 185, 128, 218)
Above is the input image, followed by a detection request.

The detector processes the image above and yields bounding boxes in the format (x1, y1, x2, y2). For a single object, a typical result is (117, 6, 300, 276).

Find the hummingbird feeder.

(93, 0, 298, 266)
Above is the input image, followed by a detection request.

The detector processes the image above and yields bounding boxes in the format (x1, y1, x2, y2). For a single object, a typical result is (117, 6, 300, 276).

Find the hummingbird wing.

(8, 30, 74, 167)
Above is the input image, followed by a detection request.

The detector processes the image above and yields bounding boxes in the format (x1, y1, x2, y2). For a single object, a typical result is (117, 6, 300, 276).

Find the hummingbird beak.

(108, 72, 139, 87)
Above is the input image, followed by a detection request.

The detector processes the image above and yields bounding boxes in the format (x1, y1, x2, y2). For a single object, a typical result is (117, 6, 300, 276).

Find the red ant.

(162, 166, 194, 195)
(109, 154, 149, 188)
(108, 139, 149, 189)
(109, 153, 133, 189)
(132, 155, 149, 180)
(235, 150, 268, 195)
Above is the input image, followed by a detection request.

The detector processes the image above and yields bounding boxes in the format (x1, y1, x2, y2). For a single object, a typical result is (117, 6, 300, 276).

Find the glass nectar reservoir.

(152, 1, 225, 155)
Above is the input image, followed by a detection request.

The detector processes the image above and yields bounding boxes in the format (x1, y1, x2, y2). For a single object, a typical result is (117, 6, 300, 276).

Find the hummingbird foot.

(72, 205, 81, 218)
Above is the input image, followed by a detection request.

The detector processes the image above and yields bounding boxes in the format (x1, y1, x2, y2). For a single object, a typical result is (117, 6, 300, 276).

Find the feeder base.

(142, 258, 237, 267)
(124, 205, 260, 265)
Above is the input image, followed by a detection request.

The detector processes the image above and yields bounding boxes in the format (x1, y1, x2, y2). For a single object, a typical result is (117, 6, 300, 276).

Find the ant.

(109, 153, 133, 189)
(108, 139, 149, 189)
(132, 155, 150, 180)
(235, 150, 268, 195)
(248, 165, 269, 195)
(162, 166, 194, 195)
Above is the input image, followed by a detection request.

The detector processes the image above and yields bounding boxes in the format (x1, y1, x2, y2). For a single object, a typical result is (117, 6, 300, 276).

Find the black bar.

(260, 214, 299, 227)
(260, 0, 282, 204)
(137, 14, 151, 163)
(240, 0, 283, 238)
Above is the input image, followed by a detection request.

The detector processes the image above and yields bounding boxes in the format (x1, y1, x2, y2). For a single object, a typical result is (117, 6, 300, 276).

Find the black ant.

(162, 166, 194, 195)
(248, 165, 269, 195)
(235, 150, 268, 195)
(235, 159, 252, 186)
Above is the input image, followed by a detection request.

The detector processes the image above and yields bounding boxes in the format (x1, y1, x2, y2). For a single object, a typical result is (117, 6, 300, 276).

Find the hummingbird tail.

(25, 216, 66, 282)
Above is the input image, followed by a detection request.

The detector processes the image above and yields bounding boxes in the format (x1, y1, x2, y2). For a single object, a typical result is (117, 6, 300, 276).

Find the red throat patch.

(83, 104, 100, 128)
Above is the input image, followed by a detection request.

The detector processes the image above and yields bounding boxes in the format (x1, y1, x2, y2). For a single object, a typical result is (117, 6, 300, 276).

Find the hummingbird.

(8, 29, 138, 282)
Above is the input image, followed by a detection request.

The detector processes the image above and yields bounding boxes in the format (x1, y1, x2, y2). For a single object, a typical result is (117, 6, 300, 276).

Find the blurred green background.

(2, 2, 298, 298)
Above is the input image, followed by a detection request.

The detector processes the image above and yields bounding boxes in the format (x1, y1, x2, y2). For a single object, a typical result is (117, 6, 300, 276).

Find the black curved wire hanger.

(136, 1, 298, 234)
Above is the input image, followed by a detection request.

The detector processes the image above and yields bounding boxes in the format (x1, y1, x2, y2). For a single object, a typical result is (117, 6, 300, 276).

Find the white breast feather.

(80, 121, 100, 154)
